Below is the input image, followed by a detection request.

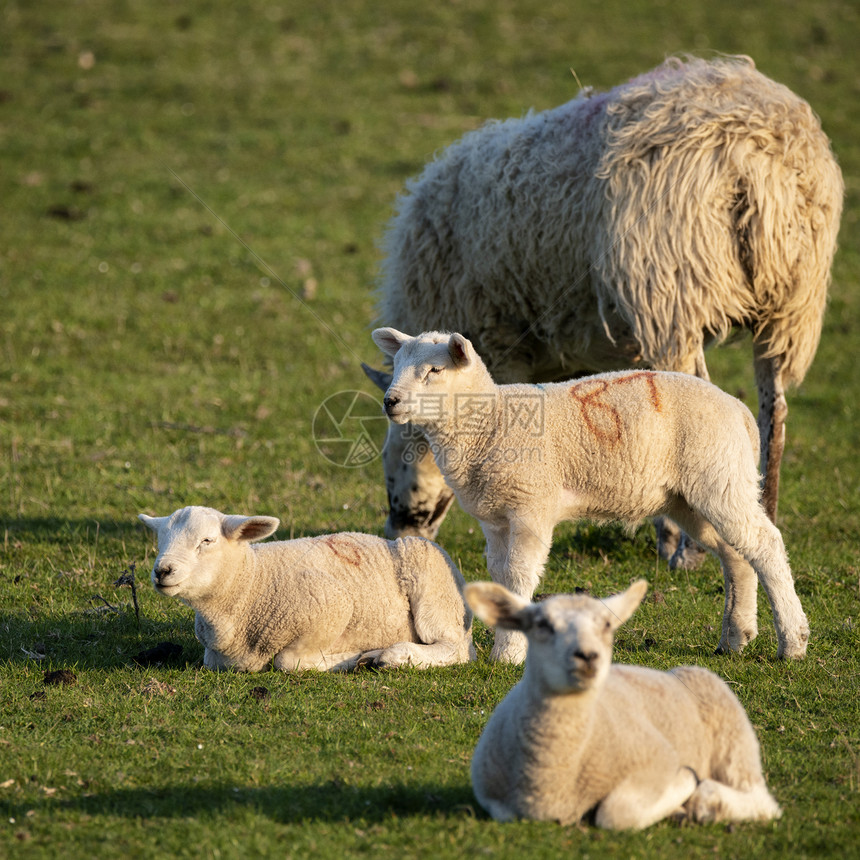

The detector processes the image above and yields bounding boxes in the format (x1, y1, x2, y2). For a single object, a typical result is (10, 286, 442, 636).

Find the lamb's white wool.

(466, 580, 782, 828)
(372, 327, 809, 663)
(139, 506, 475, 671)
(366, 54, 843, 559)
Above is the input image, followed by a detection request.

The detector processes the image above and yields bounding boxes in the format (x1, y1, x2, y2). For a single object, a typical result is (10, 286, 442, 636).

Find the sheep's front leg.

(485, 517, 553, 663)
(595, 766, 698, 830)
(203, 648, 232, 671)
(686, 778, 782, 823)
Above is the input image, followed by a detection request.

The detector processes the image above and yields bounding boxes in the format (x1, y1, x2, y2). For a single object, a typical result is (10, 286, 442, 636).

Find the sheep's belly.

(557, 485, 670, 525)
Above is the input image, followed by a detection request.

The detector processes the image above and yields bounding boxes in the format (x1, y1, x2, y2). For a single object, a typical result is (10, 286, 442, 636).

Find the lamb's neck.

(523, 675, 600, 741)
(419, 394, 501, 484)
(193, 546, 257, 625)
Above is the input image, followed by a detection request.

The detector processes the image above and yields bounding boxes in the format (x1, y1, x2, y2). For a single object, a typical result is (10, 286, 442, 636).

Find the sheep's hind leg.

(274, 649, 365, 672)
(722, 511, 808, 659)
(754, 346, 787, 523)
(686, 779, 781, 823)
(363, 640, 463, 669)
(664, 503, 759, 654)
(595, 766, 698, 830)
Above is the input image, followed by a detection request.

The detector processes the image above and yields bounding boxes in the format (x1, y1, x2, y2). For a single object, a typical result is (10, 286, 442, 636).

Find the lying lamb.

(138, 506, 475, 671)
(466, 579, 782, 828)
(372, 328, 809, 663)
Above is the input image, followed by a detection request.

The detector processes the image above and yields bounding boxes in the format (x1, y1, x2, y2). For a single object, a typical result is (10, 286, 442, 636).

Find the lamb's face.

(371, 328, 478, 426)
(139, 506, 229, 602)
(386, 335, 459, 425)
(526, 595, 616, 694)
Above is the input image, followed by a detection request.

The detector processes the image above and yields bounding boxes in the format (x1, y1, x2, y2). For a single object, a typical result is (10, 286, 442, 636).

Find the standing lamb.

(466, 579, 782, 828)
(372, 327, 809, 663)
(365, 54, 843, 566)
(139, 506, 475, 671)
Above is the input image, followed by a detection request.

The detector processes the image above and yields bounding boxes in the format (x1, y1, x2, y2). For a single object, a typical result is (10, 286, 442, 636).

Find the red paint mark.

(569, 372, 662, 443)
(319, 535, 362, 567)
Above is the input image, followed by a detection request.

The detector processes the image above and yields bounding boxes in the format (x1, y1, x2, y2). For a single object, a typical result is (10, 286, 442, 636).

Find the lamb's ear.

(448, 333, 473, 368)
(372, 327, 410, 357)
(361, 362, 393, 393)
(602, 579, 648, 629)
(221, 515, 280, 543)
(465, 582, 533, 631)
(138, 514, 167, 533)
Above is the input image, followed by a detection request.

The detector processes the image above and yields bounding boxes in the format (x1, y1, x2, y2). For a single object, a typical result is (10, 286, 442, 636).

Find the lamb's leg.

(370, 555, 476, 667)
(754, 345, 787, 523)
(686, 780, 781, 823)
(595, 766, 698, 830)
(664, 503, 759, 653)
(274, 649, 364, 672)
(362, 640, 465, 669)
(672, 500, 808, 658)
(203, 648, 235, 671)
(655, 344, 710, 569)
(726, 512, 808, 659)
(485, 517, 553, 663)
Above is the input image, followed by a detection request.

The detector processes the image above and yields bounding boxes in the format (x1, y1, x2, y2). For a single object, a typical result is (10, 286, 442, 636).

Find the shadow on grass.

(0, 610, 200, 670)
(5, 780, 481, 824)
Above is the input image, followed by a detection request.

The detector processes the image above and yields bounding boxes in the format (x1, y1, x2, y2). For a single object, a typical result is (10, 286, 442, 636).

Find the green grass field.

(1, 1, 858, 856)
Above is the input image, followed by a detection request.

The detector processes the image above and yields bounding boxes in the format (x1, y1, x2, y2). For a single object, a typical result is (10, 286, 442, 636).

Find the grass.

(1, 0, 858, 856)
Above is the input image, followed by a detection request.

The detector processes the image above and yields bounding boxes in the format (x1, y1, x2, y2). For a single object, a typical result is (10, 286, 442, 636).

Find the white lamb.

(366, 54, 843, 570)
(466, 579, 782, 829)
(138, 506, 475, 671)
(372, 327, 809, 663)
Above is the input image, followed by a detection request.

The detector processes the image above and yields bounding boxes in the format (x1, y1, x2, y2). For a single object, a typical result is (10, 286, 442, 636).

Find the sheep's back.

(250, 534, 416, 651)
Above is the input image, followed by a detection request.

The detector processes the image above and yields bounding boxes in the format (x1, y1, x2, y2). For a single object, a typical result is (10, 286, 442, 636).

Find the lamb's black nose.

(383, 395, 400, 415)
(574, 650, 598, 665)
(154, 564, 173, 584)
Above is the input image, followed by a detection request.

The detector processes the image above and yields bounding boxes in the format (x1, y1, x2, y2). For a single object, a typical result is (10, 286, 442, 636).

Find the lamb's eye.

(199, 537, 215, 549)
(429, 366, 443, 374)
(535, 616, 553, 633)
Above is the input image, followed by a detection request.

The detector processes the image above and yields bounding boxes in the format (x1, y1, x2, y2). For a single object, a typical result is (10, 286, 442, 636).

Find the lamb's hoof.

(777, 630, 809, 660)
(685, 780, 724, 823)
(716, 624, 757, 655)
(355, 649, 384, 669)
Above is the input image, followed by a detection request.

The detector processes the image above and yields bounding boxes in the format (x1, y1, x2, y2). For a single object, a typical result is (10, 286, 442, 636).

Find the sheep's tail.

(732, 95, 843, 386)
(596, 55, 843, 388)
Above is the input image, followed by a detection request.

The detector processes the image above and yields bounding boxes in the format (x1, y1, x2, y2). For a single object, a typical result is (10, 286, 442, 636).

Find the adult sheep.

(363, 54, 843, 565)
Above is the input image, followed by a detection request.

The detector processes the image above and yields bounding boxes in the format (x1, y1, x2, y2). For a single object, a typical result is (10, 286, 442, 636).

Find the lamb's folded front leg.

(486, 516, 553, 663)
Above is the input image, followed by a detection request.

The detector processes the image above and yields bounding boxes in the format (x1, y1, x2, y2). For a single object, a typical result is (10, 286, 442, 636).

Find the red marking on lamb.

(319, 535, 363, 566)
(569, 372, 662, 443)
